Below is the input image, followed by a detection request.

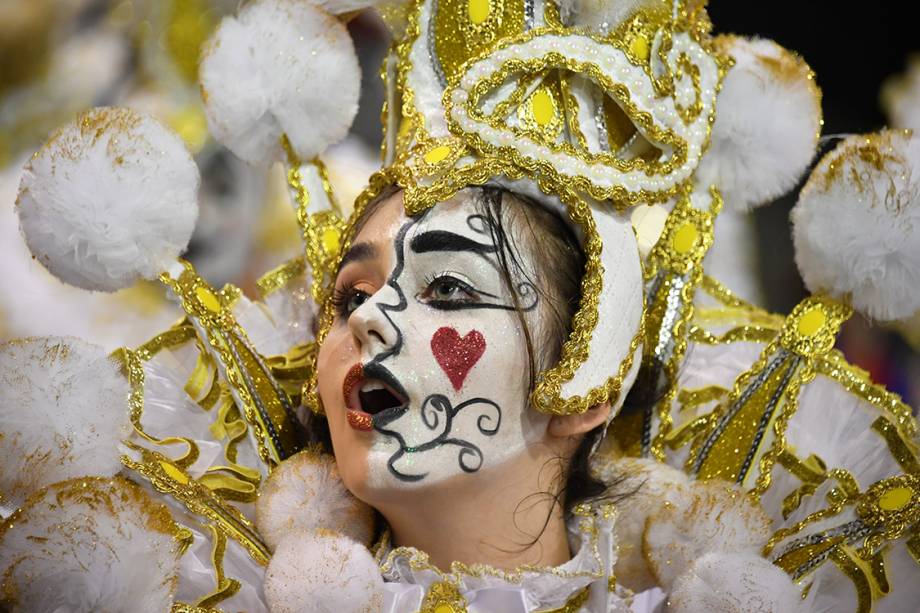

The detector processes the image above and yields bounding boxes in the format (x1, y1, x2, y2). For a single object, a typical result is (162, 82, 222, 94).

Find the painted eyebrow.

(409, 230, 497, 255)
(339, 241, 379, 268)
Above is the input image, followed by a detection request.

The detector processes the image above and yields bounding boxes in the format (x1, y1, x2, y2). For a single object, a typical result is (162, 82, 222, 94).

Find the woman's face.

(316, 190, 551, 500)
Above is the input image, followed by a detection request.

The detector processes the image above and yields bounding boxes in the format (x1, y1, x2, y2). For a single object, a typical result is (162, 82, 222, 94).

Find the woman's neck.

(374, 451, 572, 572)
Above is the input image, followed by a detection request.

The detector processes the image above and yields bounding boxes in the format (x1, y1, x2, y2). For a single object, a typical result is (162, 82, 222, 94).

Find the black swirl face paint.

(349, 196, 546, 486)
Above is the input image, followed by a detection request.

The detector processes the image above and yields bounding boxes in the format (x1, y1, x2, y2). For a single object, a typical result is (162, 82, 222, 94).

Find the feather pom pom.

(643, 479, 771, 589)
(264, 531, 384, 613)
(0, 337, 132, 508)
(0, 477, 184, 612)
(792, 130, 920, 321)
(668, 552, 806, 612)
(256, 449, 375, 551)
(199, 0, 361, 165)
(16, 107, 199, 292)
(697, 36, 822, 211)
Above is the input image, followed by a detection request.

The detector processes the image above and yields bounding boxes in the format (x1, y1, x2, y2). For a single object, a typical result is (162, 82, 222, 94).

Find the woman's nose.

(347, 286, 400, 358)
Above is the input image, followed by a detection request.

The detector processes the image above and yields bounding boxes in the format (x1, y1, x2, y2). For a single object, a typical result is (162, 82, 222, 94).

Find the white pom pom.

(0, 477, 184, 612)
(593, 458, 691, 592)
(264, 531, 384, 613)
(0, 337, 132, 508)
(16, 107, 200, 292)
(697, 36, 822, 211)
(199, 0, 360, 165)
(256, 449, 375, 551)
(792, 130, 920, 321)
(668, 552, 806, 612)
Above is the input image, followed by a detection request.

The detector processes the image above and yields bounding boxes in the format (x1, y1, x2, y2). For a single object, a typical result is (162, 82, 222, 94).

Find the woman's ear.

(547, 401, 611, 438)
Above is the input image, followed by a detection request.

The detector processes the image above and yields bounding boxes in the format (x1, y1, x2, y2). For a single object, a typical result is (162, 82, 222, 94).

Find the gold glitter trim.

(419, 581, 468, 613)
(829, 549, 873, 613)
(256, 256, 307, 298)
(443, 27, 727, 207)
(816, 350, 918, 438)
(161, 261, 302, 463)
(283, 137, 347, 303)
(194, 524, 242, 608)
(122, 444, 270, 566)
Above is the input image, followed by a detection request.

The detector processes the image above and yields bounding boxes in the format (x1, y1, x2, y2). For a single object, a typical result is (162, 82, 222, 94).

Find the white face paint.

(322, 191, 551, 491)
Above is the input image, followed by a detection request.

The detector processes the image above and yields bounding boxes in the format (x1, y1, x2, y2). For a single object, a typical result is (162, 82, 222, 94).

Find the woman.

(2, 0, 919, 611)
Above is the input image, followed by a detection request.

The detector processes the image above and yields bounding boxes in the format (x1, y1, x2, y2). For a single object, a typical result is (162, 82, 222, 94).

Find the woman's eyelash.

(331, 284, 359, 315)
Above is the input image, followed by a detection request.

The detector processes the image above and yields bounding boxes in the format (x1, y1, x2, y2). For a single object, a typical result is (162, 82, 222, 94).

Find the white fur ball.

(697, 36, 822, 211)
(199, 0, 361, 165)
(882, 56, 920, 131)
(667, 552, 806, 612)
(0, 337, 132, 508)
(792, 130, 920, 321)
(16, 107, 200, 292)
(264, 531, 384, 613)
(0, 477, 183, 612)
(256, 449, 375, 551)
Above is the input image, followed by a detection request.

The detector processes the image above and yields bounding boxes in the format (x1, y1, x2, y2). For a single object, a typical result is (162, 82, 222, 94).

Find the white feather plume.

(792, 130, 920, 321)
(16, 107, 200, 292)
(697, 36, 822, 211)
(256, 449, 375, 551)
(0, 477, 184, 612)
(668, 552, 807, 612)
(199, 0, 361, 165)
(0, 336, 132, 509)
(264, 531, 384, 613)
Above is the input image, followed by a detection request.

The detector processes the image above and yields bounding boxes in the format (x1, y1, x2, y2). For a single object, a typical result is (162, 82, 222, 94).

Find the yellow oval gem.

(195, 286, 222, 313)
(530, 88, 556, 127)
(671, 222, 698, 254)
(159, 460, 189, 484)
(424, 145, 452, 165)
(468, 0, 491, 25)
(797, 307, 826, 337)
(879, 486, 913, 511)
(321, 227, 341, 254)
(434, 604, 457, 613)
(630, 34, 650, 61)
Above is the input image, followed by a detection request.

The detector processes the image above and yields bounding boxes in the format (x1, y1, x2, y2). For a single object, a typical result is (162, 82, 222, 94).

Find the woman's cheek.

(316, 329, 371, 499)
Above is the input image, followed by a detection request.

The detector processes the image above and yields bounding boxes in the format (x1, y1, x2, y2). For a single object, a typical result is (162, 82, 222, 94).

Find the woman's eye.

(333, 288, 370, 317)
(347, 291, 369, 313)
(422, 275, 476, 304)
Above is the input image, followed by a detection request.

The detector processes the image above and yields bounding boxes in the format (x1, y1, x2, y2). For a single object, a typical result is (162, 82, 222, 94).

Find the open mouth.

(343, 363, 408, 431)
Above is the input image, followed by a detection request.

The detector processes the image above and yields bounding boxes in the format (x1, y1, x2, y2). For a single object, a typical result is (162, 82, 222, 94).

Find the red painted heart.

(430, 327, 486, 391)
